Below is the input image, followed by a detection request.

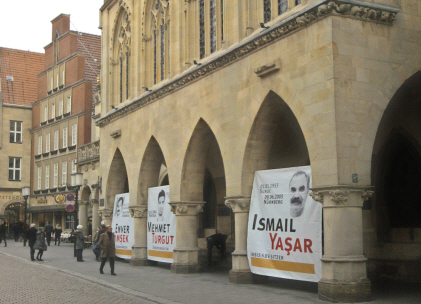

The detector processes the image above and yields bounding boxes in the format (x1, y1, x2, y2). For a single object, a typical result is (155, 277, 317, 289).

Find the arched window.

(151, 0, 170, 84)
(263, 0, 303, 24)
(199, 0, 224, 59)
(111, 3, 131, 106)
(263, 0, 271, 23)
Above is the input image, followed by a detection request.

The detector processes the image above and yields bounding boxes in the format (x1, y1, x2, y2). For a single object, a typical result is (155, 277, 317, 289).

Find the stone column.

(310, 186, 373, 303)
(98, 209, 113, 226)
(91, 200, 99, 231)
(78, 200, 88, 235)
(169, 201, 205, 274)
(225, 196, 252, 284)
(129, 205, 150, 266)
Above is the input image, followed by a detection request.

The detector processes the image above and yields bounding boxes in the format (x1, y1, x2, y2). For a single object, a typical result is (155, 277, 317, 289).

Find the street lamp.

(69, 172, 83, 257)
(21, 186, 30, 247)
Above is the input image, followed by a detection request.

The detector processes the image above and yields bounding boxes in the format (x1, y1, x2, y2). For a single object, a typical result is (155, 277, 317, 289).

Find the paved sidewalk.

(0, 241, 420, 303)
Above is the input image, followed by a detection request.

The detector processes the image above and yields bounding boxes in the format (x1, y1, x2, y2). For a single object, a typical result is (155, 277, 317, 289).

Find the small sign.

(66, 204, 75, 212)
(66, 194, 75, 201)
(54, 194, 66, 204)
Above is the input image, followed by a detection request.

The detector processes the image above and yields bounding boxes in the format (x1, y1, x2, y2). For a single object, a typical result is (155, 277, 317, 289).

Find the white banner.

(147, 186, 176, 263)
(247, 166, 322, 282)
(111, 193, 134, 259)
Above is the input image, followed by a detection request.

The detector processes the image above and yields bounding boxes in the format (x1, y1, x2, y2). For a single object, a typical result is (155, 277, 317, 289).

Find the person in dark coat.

(98, 225, 116, 275)
(12, 220, 21, 241)
(75, 225, 85, 262)
(0, 221, 7, 247)
(26, 224, 38, 261)
(54, 224, 62, 245)
(34, 227, 47, 261)
(206, 233, 227, 266)
(97, 224, 106, 259)
(44, 221, 54, 246)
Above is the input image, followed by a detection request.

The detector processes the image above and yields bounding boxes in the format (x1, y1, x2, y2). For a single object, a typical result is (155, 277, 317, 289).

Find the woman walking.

(34, 227, 47, 261)
(75, 225, 85, 262)
(54, 224, 62, 245)
(98, 225, 116, 275)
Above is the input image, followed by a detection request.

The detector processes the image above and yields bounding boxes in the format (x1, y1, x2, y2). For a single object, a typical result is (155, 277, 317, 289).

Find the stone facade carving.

(97, 0, 399, 127)
(361, 190, 374, 201)
(329, 190, 349, 204)
(309, 191, 324, 204)
(77, 141, 100, 164)
(129, 205, 148, 218)
(99, 209, 113, 219)
(225, 197, 251, 212)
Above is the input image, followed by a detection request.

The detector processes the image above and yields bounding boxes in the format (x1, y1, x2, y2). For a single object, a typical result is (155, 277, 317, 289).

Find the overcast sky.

(0, 0, 103, 53)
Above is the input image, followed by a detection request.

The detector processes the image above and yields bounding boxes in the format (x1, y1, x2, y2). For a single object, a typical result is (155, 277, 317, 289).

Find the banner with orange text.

(247, 166, 322, 282)
(111, 193, 134, 259)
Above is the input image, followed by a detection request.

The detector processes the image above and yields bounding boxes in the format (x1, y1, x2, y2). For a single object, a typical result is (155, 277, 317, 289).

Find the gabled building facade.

(0, 47, 44, 230)
(29, 14, 100, 234)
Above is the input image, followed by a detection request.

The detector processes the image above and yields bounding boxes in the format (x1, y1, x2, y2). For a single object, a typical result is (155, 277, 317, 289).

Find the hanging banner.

(111, 193, 134, 259)
(147, 186, 175, 263)
(247, 166, 322, 282)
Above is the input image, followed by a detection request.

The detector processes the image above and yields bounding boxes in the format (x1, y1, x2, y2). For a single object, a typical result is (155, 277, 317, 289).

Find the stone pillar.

(98, 209, 113, 226)
(310, 186, 373, 303)
(79, 200, 88, 235)
(91, 200, 99, 231)
(169, 201, 205, 274)
(129, 205, 151, 266)
(225, 196, 253, 284)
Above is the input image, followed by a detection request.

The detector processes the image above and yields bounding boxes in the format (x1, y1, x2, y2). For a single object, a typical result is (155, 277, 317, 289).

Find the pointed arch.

(106, 148, 129, 208)
(138, 136, 167, 205)
(242, 91, 310, 196)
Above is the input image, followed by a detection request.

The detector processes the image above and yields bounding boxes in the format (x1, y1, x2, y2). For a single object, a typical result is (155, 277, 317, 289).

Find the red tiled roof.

(0, 47, 45, 106)
(76, 32, 101, 84)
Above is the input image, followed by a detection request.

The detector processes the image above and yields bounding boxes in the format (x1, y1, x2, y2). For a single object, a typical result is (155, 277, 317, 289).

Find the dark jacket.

(45, 224, 54, 234)
(34, 231, 47, 251)
(75, 230, 85, 250)
(99, 232, 116, 258)
(27, 227, 38, 247)
(54, 228, 62, 238)
(0, 223, 6, 235)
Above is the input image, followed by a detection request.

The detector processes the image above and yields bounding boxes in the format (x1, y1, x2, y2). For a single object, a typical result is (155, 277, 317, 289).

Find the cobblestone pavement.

(0, 241, 420, 304)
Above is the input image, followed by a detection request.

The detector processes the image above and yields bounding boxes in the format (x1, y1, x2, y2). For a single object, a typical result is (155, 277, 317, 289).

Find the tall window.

(44, 106, 48, 122)
(199, 0, 205, 59)
(264, 0, 271, 23)
(62, 70, 65, 86)
(51, 103, 55, 119)
(278, 0, 288, 15)
(210, 0, 217, 54)
(198, 0, 223, 59)
(67, 96, 71, 113)
(72, 159, 77, 174)
(66, 214, 75, 230)
(160, 11, 165, 81)
(53, 163, 58, 188)
(8, 157, 21, 181)
(10, 121, 22, 143)
(37, 167, 42, 190)
(115, 7, 131, 102)
(54, 130, 59, 151)
(62, 161, 67, 186)
(38, 135, 42, 155)
(45, 133, 50, 153)
(71, 124, 77, 146)
(45, 165, 50, 189)
(50, 76, 53, 91)
(59, 100, 63, 116)
(63, 127, 68, 148)
(150, 0, 169, 83)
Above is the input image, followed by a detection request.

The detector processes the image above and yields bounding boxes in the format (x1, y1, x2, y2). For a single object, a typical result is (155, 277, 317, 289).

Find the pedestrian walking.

(12, 220, 21, 241)
(97, 224, 106, 260)
(34, 227, 47, 261)
(98, 225, 116, 275)
(54, 224, 62, 245)
(92, 227, 101, 261)
(0, 221, 7, 247)
(75, 225, 85, 262)
(26, 224, 38, 261)
(45, 221, 54, 246)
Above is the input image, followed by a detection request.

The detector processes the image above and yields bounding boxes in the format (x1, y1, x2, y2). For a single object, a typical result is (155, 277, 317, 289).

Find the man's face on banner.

(158, 195, 165, 217)
(115, 198, 123, 216)
(289, 173, 309, 218)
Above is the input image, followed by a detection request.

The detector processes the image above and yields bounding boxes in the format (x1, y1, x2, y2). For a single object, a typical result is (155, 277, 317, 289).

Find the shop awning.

(27, 205, 66, 214)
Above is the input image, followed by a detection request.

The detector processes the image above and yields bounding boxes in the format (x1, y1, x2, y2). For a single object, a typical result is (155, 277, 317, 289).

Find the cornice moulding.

(96, 0, 399, 128)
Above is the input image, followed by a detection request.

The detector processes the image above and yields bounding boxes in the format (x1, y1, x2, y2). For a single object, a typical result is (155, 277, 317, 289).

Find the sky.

(0, 0, 104, 53)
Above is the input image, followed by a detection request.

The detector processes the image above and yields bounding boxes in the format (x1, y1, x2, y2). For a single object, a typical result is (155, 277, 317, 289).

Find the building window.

(44, 106, 48, 122)
(59, 100, 63, 116)
(37, 167, 42, 190)
(45, 165, 50, 189)
(50, 76, 53, 91)
(45, 133, 50, 153)
(210, 0, 217, 54)
(199, 0, 205, 59)
(10, 121, 22, 143)
(62, 70, 65, 86)
(63, 127, 68, 148)
(62, 161, 67, 186)
(8, 157, 21, 181)
(51, 103, 55, 119)
(278, 0, 288, 15)
(264, 0, 271, 23)
(56, 73, 59, 88)
(65, 214, 75, 230)
(67, 96, 71, 113)
(221, 0, 224, 41)
(38, 135, 42, 155)
(71, 159, 77, 174)
(71, 124, 77, 146)
(54, 130, 59, 151)
(160, 12, 165, 81)
(53, 163, 58, 188)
